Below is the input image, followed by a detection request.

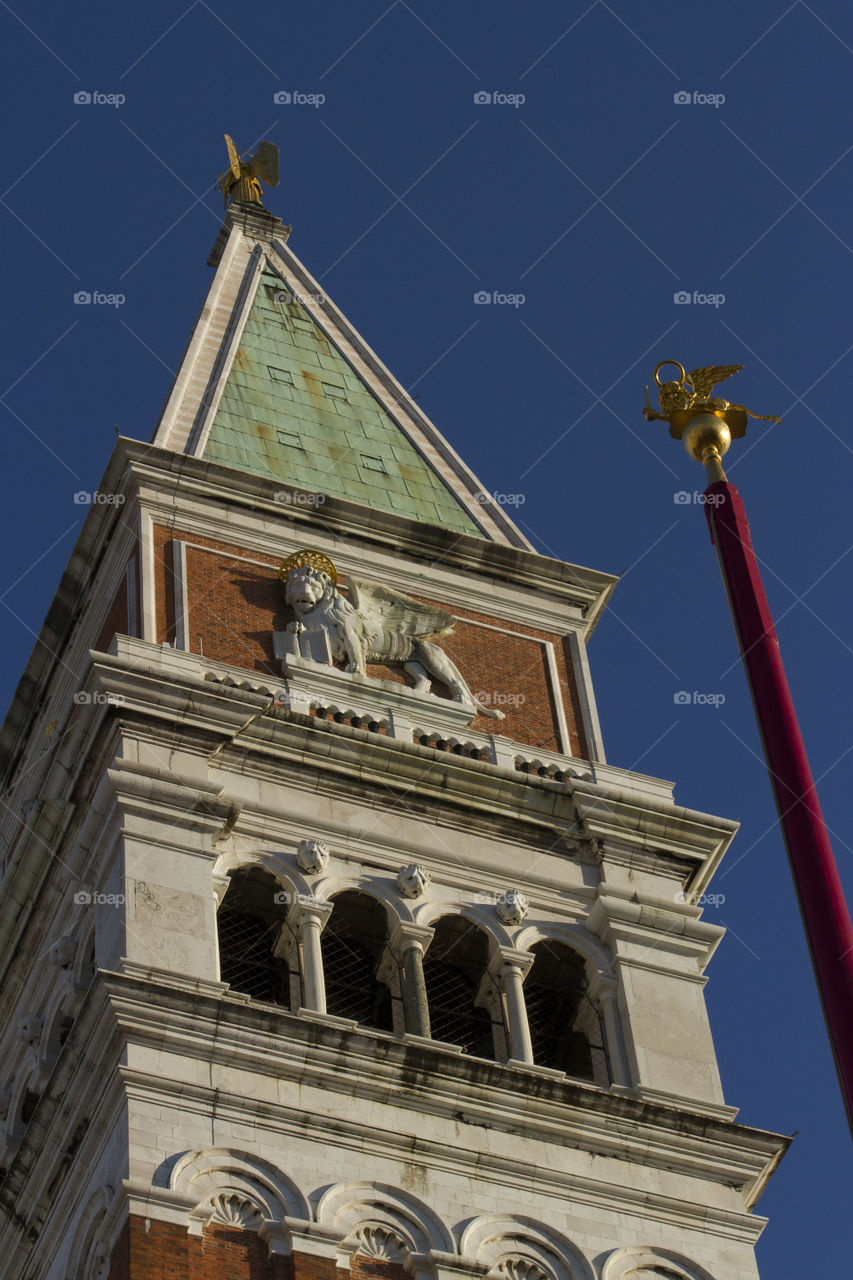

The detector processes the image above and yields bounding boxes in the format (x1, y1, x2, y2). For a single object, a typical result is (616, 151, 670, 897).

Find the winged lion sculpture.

(276, 551, 505, 720)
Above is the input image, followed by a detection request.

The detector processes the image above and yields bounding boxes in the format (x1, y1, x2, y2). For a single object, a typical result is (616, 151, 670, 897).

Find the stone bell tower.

(0, 182, 788, 1280)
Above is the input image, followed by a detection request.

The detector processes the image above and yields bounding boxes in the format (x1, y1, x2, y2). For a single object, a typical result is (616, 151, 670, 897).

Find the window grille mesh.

(524, 941, 605, 1080)
(218, 871, 291, 1007)
(322, 892, 394, 1032)
(423, 918, 496, 1059)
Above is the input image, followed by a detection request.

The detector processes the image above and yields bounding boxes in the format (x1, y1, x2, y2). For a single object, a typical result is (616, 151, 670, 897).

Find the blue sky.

(2, 1, 852, 1272)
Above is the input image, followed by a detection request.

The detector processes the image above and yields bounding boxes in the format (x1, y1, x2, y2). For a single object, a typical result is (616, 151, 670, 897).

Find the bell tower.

(0, 165, 788, 1280)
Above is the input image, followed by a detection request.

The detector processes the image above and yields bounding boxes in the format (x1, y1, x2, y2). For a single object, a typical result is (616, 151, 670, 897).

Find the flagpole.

(645, 362, 853, 1134)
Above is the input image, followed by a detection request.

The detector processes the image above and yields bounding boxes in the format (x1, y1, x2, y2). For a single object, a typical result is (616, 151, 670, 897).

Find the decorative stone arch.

(318, 873, 416, 927)
(459, 1215, 595, 1280)
(212, 849, 312, 900)
(316, 1180, 455, 1266)
(170, 1147, 310, 1252)
(415, 900, 515, 953)
(600, 1247, 718, 1280)
(65, 1185, 116, 1280)
(513, 922, 611, 977)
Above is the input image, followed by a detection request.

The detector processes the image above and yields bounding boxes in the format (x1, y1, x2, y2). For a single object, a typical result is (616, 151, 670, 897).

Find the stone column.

(497, 948, 535, 1065)
(292, 899, 333, 1015)
(392, 923, 434, 1038)
(590, 972, 631, 1087)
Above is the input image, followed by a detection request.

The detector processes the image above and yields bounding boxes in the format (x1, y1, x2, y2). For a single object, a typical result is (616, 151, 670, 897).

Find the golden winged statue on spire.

(644, 361, 780, 437)
(218, 134, 280, 208)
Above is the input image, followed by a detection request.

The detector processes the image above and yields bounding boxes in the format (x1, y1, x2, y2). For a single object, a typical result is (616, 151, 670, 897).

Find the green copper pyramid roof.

(201, 269, 485, 536)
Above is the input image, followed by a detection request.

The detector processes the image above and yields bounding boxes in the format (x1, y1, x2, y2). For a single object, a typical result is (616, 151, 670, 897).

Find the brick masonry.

(108, 1218, 410, 1280)
(149, 524, 588, 756)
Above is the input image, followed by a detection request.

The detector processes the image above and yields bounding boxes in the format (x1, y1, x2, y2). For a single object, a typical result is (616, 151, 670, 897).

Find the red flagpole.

(704, 477, 853, 1133)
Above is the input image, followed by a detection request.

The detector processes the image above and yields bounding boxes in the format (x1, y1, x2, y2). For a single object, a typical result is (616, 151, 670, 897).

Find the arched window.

(423, 916, 500, 1059)
(321, 891, 394, 1032)
(217, 867, 292, 1007)
(524, 940, 607, 1082)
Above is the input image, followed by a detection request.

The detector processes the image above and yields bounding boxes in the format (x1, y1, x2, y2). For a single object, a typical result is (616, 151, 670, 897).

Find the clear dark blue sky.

(2, 1, 852, 1271)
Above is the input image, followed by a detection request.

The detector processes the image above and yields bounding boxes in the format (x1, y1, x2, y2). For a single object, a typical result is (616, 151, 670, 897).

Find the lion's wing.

(347, 578, 455, 639)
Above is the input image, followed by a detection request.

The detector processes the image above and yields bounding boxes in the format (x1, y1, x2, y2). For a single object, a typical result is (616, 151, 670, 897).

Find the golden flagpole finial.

(218, 134, 280, 209)
(643, 361, 780, 483)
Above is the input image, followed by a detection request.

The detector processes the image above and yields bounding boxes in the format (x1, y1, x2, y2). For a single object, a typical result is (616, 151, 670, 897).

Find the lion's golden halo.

(277, 549, 339, 586)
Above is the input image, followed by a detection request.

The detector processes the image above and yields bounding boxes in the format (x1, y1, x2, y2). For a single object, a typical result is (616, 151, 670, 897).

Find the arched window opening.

(524, 940, 608, 1083)
(321, 891, 395, 1031)
(217, 867, 292, 1007)
(423, 916, 500, 1059)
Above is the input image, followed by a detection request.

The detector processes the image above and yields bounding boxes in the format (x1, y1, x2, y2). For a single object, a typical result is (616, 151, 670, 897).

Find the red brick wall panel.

(95, 577, 129, 653)
(113, 1215, 298, 1279)
(151, 526, 587, 757)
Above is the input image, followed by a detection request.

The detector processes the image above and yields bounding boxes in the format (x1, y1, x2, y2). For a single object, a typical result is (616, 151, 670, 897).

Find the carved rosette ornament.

(396, 864, 431, 898)
(495, 890, 529, 925)
(297, 838, 330, 874)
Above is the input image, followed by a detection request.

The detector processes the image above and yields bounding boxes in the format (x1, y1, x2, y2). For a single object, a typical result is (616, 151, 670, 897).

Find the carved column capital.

(390, 921, 435, 958)
(290, 897, 333, 932)
(491, 946, 535, 981)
